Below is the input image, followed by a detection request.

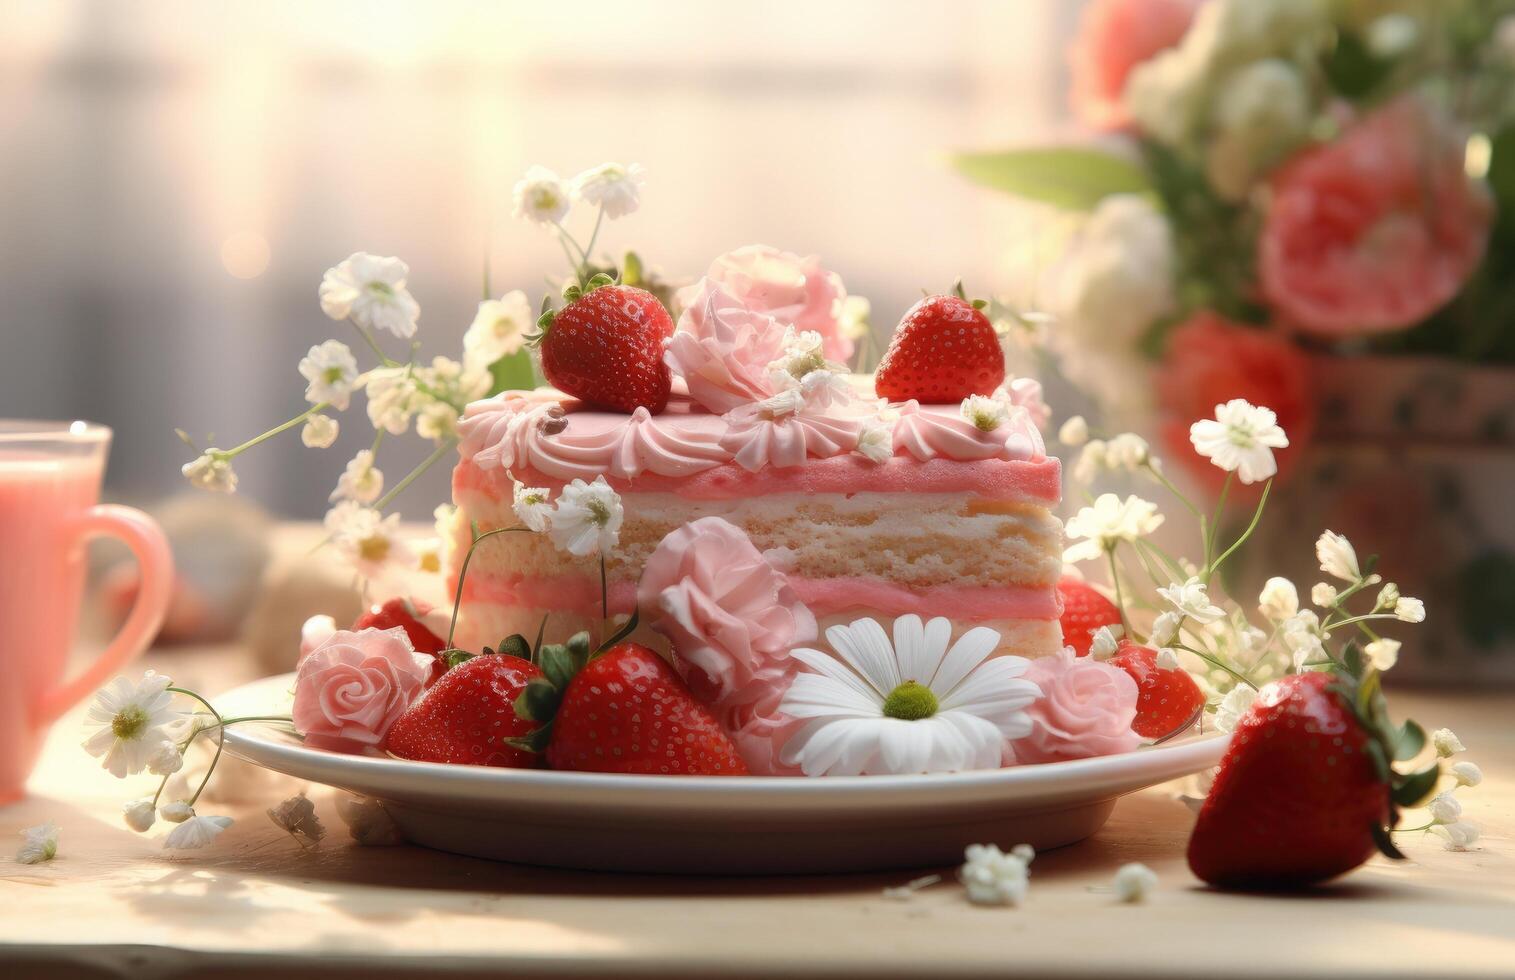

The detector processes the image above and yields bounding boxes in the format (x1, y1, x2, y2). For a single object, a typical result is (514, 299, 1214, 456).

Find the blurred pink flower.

(1068, 0, 1199, 131)
(679, 245, 853, 363)
(1155, 311, 1316, 492)
(1259, 97, 1493, 336)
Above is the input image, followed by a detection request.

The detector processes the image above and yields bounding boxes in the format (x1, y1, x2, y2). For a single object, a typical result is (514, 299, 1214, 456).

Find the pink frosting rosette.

(664, 279, 789, 413)
(1010, 648, 1140, 764)
(679, 245, 853, 363)
(292, 626, 432, 754)
(637, 517, 817, 774)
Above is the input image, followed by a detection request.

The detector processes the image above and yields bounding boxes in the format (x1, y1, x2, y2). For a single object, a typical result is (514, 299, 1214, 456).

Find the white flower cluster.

(1422, 730, 1483, 852)
(512, 161, 647, 226)
(511, 476, 625, 558)
(960, 843, 1035, 907)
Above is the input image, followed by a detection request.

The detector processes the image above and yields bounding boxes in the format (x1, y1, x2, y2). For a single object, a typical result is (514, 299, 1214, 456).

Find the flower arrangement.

(958, 0, 1515, 480)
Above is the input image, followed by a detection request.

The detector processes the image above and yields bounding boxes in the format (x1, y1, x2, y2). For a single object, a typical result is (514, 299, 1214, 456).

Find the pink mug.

(0, 421, 173, 803)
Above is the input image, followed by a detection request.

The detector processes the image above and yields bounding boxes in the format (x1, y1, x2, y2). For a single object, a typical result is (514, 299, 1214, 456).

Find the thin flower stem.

(369, 427, 386, 456)
(1143, 461, 1203, 519)
(1325, 613, 1400, 631)
(219, 403, 330, 458)
(1177, 644, 1258, 690)
(165, 687, 226, 807)
(373, 438, 456, 513)
(1135, 539, 1189, 582)
(1209, 478, 1272, 578)
(350, 319, 396, 367)
(445, 525, 534, 649)
(1204, 472, 1233, 572)
(1393, 822, 1437, 834)
(1106, 547, 1131, 635)
(599, 552, 609, 624)
(551, 220, 590, 274)
(580, 205, 607, 275)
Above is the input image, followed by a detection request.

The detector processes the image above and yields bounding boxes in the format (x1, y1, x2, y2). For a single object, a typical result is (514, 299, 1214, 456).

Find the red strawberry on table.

(1187, 672, 1399, 889)
(1107, 640, 1205, 740)
(354, 597, 449, 683)
(1056, 577, 1123, 657)
(515, 638, 748, 776)
(534, 282, 674, 414)
(385, 653, 545, 768)
(874, 285, 1005, 404)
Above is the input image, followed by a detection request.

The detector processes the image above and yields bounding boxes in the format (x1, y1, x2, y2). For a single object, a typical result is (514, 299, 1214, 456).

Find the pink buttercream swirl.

(678, 245, 853, 363)
(292, 626, 432, 754)
(720, 402, 865, 471)
(637, 516, 817, 775)
(1010, 649, 1140, 764)
(664, 279, 789, 413)
(891, 400, 1044, 462)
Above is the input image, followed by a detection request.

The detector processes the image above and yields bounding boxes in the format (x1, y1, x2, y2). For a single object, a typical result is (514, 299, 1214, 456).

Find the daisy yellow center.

(359, 534, 390, 563)
(882, 680, 938, 721)
(112, 705, 148, 740)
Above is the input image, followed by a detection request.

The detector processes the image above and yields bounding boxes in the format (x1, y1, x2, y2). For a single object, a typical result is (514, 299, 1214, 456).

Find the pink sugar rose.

(292, 626, 432, 754)
(1010, 648, 1140, 764)
(664, 278, 790, 413)
(1259, 97, 1493, 336)
(1068, 0, 1199, 131)
(637, 516, 816, 713)
(680, 245, 853, 363)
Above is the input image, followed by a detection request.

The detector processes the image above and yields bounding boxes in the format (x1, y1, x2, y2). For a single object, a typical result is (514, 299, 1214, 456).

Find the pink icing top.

(457, 380, 1049, 485)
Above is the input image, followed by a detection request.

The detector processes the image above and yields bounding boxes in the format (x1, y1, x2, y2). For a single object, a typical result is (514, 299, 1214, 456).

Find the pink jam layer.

(454, 454, 1060, 504)
(463, 570, 1059, 621)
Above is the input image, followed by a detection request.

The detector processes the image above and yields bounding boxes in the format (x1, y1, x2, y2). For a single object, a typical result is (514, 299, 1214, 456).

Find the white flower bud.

(1431, 821, 1480, 851)
(160, 801, 195, 823)
(1058, 415, 1089, 447)
(1112, 862, 1158, 903)
(1258, 577, 1298, 621)
(1394, 596, 1425, 623)
(1311, 582, 1338, 607)
(1432, 728, 1466, 758)
(1376, 582, 1400, 610)
(1363, 638, 1400, 672)
(1427, 791, 1462, 825)
(1156, 648, 1181, 671)
(123, 799, 157, 833)
(1451, 762, 1483, 788)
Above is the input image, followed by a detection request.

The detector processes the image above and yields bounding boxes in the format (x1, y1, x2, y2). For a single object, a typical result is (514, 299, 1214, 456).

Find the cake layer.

(454, 482, 1063, 590)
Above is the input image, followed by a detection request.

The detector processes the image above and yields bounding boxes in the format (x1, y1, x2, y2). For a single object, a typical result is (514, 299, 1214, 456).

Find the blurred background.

(1, 0, 1080, 515)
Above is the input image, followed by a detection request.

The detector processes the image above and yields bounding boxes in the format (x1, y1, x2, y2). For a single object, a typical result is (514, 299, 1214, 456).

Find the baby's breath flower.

(329, 450, 383, 505)
(1058, 415, 1089, 447)
(1451, 762, 1483, 787)
(123, 799, 156, 833)
(512, 165, 571, 225)
(145, 740, 184, 776)
(324, 501, 413, 579)
(1316, 530, 1361, 583)
(1188, 399, 1288, 484)
(81, 672, 181, 779)
(1157, 578, 1225, 624)
(1104, 433, 1150, 470)
(1363, 638, 1400, 672)
(1431, 821, 1480, 851)
(301, 414, 339, 448)
(364, 367, 422, 435)
(548, 476, 624, 558)
(855, 419, 893, 463)
(15, 823, 59, 865)
(1064, 494, 1164, 563)
(160, 800, 195, 823)
(1432, 728, 1465, 758)
(1427, 791, 1462, 825)
(1090, 625, 1121, 660)
(1258, 577, 1298, 621)
(163, 814, 232, 850)
(298, 339, 359, 410)
(1311, 582, 1338, 607)
(1394, 596, 1425, 623)
(960, 843, 1032, 907)
(319, 253, 420, 339)
(1376, 582, 1400, 610)
(570, 161, 647, 219)
(182, 452, 237, 493)
(463, 291, 534, 373)
(1214, 685, 1258, 733)
(1112, 862, 1157, 903)
(961, 394, 1009, 432)
(1071, 439, 1107, 485)
(1282, 610, 1326, 670)
(1155, 648, 1181, 670)
(1149, 611, 1181, 648)
(513, 484, 553, 532)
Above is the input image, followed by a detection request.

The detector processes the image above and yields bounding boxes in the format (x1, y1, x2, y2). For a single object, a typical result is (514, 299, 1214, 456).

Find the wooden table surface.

(2, 643, 1512, 979)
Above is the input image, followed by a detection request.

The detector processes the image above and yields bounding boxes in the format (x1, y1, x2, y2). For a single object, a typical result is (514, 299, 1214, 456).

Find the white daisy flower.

(855, 419, 894, 463)
(123, 799, 156, 833)
(81, 672, 181, 778)
(297, 339, 359, 410)
(318, 252, 420, 339)
(1188, 398, 1289, 484)
(1431, 821, 1480, 851)
(1364, 638, 1400, 672)
(1451, 762, 1483, 787)
(570, 161, 647, 219)
(779, 615, 1041, 776)
(329, 450, 383, 504)
(1315, 530, 1361, 583)
(548, 476, 624, 557)
(1432, 728, 1465, 757)
(960, 395, 1009, 432)
(16, 823, 59, 865)
(324, 501, 413, 579)
(463, 290, 534, 373)
(1157, 578, 1224, 624)
(163, 814, 233, 850)
(513, 484, 553, 532)
(1258, 577, 1298, 621)
(1063, 494, 1164, 563)
(181, 452, 237, 494)
(301, 414, 339, 448)
(1394, 596, 1425, 623)
(1058, 415, 1089, 447)
(1213, 685, 1257, 734)
(512, 165, 571, 224)
(1113, 862, 1158, 903)
(959, 843, 1032, 907)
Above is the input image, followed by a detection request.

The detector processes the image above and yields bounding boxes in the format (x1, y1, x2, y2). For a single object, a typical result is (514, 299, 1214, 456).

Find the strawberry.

(534, 282, 674, 414)
(874, 287, 1005, 404)
(1107, 640, 1206, 740)
(385, 653, 544, 768)
(1056, 577, 1122, 656)
(1187, 672, 1403, 889)
(514, 633, 748, 776)
(354, 597, 449, 683)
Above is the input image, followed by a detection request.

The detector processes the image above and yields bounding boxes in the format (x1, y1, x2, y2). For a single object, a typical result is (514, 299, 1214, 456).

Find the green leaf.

(495, 634, 531, 661)
(622, 251, 645, 287)
(514, 677, 561, 724)
(1322, 30, 1394, 99)
(486, 349, 537, 397)
(539, 644, 574, 691)
(1363, 738, 1391, 783)
(952, 147, 1151, 211)
(1393, 719, 1427, 762)
(565, 631, 592, 672)
(595, 607, 641, 655)
(532, 614, 550, 661)
(505, 720, 552, 754)
(444, 648, 475, 670)
(1393, 763, 1440, 808)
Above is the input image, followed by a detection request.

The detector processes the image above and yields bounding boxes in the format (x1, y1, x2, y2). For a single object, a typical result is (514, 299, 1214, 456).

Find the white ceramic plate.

(220, 673, 1227, 874)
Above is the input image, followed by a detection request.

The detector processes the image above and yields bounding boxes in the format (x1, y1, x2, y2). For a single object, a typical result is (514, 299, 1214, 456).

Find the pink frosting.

(1002, 377, 1051, 429)
(719, 403, 865, 471)
(892, 400, 1044, 462)
(292, 626, 432, 754)
(637, 516, 816, 711)
(1010, 649, 1140, 764)
(664, 279, 789, 413)
(679, 245, 853, 363)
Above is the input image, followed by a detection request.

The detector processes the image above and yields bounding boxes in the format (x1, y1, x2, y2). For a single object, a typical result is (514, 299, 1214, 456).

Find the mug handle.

(36, 504, 175, 725)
